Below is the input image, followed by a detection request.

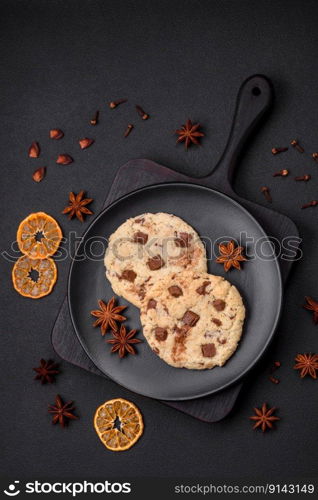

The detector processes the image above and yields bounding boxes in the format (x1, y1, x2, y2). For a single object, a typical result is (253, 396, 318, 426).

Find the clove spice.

(90, 111, 99, 126)
(291, 139, 304, 153)
(312, 152, 318, 162)
(295, 175, 311, 181)
(270, 360, 281, 372)
(271, 147, 288, 155)
(109, 99, 127, 109)
(268, 360, 281, 384)
(302, 200, 318, 209)
(261, 186, 272, 203)
(269, 375, 280, 385)
(273, 169, 289, 177)
(124, 124, 134, 137)
(136, 105, 149, 120)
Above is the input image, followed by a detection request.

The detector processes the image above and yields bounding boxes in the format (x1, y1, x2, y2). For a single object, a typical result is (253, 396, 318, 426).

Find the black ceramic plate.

(68, 183, 282, 401)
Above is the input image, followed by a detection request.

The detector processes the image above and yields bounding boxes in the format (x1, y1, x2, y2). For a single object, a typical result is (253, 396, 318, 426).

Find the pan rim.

(68, 181, 283, 400)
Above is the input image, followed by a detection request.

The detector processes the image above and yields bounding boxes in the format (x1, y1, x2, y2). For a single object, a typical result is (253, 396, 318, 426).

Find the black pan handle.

(200, 75, 273, 192)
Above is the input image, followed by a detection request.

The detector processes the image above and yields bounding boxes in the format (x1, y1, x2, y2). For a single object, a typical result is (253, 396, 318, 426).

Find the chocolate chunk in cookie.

(196, 281, 210, 295)
(133, 231, 148, 244)
(175, 232, 192, 248)
(147, 299, 157, 310)
(168, 285, 183, 297)
(154, 327, 168, 341)
(147, 255, 165, 270)
(201, 343, 216, 357)
(213, 299, 226, 311)
(121, 269, 137, 282)
(182, 310, 200, 326)
(212, 318, 222, 327)
(174, 324, 190, 335)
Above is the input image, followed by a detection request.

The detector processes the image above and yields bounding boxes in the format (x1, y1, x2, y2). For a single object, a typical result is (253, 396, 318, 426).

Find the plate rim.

(68, 181, 283, 400)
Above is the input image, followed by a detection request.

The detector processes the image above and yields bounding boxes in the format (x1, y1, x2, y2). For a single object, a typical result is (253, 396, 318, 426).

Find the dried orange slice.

(94, 398, 143, 451)
(12, 255, 57, 299)
(17, 212, 62, 259)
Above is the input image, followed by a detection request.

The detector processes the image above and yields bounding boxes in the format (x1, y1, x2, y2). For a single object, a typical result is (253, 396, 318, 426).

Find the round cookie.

(104, 213, 207, 307)
(140, 270, 245, 370)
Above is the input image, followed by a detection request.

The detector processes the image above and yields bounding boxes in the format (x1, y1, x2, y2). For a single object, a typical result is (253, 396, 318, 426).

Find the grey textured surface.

(1, 0, 318, 479)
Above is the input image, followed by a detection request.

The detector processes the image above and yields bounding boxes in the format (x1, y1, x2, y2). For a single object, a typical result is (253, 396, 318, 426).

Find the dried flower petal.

(50, 129, 64, 140)
(79, 138, 94, 149)
(32, 167, 46, 183)
(28, 142, 40, 158)
(56, 154, 73, 165)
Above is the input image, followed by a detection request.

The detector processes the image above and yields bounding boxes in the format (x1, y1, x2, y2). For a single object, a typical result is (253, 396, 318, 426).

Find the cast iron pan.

(68, 76, 283, 401)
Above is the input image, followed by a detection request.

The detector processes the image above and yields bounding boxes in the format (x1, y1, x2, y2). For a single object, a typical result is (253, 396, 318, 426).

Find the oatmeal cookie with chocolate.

(140, 270, 245, 369)
(104, 213, 207, 307)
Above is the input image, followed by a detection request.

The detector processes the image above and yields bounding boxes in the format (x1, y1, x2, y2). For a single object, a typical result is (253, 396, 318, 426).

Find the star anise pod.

(91, 297, 127, 335)
(303, 296, 318, 324)
(106, 325, 142, 358)
(216, 240, 247, 272)
(249, 403, 280, 432)
(175, 119, 204, 149)
(33, 358, 59, 384)
(48, 395, 78, 427)
(294, 353, 318, 379)
(62, 191, 93, 222)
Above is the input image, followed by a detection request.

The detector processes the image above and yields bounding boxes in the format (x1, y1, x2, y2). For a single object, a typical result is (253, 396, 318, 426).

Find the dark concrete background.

(1, 0, 318, 479)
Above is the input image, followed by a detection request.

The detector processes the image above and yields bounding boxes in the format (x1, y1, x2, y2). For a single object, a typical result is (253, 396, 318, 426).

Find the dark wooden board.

(51, 75, 298, 419)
